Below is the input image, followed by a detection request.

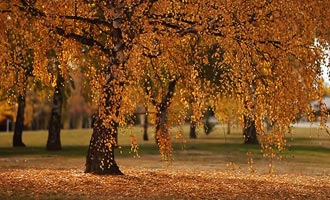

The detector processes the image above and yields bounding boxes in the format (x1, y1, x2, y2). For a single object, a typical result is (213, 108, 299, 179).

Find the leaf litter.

(1, 168, 330, 199)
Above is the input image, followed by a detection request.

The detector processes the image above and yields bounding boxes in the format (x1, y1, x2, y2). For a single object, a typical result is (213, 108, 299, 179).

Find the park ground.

(0, 125, 330, 199)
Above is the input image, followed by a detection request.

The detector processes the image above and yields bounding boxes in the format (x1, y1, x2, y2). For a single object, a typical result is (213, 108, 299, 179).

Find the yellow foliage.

(1, 0, 330, 163)
(0, 102, 15, 122)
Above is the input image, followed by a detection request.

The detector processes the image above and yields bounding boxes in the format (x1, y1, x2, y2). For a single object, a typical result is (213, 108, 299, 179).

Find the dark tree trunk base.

(85, 162, 124, 175)
(13, 93, 27, 148)
(243, 117, 259, 144)
(47, 71, 64, 151)
(46, 143, 62, 151)
(143, 110, 149, 141)
(190, 121, 197, 139)
(13, 142, 26, 147)
(85, 117, 123, 175)
(143, 133, 149, 141)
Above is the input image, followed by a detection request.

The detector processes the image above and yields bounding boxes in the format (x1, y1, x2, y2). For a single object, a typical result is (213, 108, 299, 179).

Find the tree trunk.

(85, 115, 123, 175)
(47, 74, 64, 151)
(204, 107, 215, 135)
(190, 120, 197, 139)
(13, 93, 26, 147)
(149, 79, 177, 160)
(155, 107, 172, 160)
(227, 120, 231, 135)
(85, 80, 123, 174)
(85, 62, 124, 174)
(84, 17, 125, 175)
(243, 116, 258, 144)
(143, 109, 149, 141)
(155, 108, 169, 143)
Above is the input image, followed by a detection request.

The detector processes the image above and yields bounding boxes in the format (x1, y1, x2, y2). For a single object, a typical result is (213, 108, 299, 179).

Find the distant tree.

(28, 89, 51, 130)
(65, 70, 96, 129)
(0, 95, 15, 131)
(143, 106, 149, 141)
(46, 48, 65, 150)
(0, 17, 34, 147)
(44, 38, 79, 150)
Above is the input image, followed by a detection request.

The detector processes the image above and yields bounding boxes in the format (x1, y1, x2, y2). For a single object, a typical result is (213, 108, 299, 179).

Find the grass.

(0, 124, 329, 175)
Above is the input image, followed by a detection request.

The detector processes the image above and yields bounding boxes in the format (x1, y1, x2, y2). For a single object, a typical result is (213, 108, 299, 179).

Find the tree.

(28, 88, 52, 130)
(143, 107, 149, 141)
(0, 8, 35, 147)
(46, 49, 65, 151)
(64, 70, 96, 129)
(0, 95, 15, 132)
(193, 41, 233, 136)
(2, 0, 330, 175)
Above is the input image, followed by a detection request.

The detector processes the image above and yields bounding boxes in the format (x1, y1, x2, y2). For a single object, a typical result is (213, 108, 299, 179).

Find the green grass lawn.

(0, 125, 329, 175)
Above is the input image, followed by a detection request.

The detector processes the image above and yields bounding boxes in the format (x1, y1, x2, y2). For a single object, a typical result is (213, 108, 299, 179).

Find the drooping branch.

(14, 1, 113, 56)
(0, 9, 11, 13)
(160, 77, 178, 111)
(60, 15, 112, 28)
(144, 76, 157, 107)
(19, 0, 45, 17)
(257, 40, 282, 49)
(54, 27, 111, 56)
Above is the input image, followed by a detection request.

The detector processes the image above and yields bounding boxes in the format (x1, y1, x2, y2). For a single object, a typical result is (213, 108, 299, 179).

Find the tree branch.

(55, 27, 111, 56)
(257, 40, 281, 48)
(19, 0, 45, 17)
(161, 77, 178, 111)
(60, 15, 112, 28)
(0, 10, 11, 13)
(144, 76, 157, 107)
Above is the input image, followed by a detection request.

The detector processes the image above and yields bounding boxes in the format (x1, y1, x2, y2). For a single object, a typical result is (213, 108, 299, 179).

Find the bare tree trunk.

(13, 93, 26, 147)
(155, 108, 169, 144)
(190, 120, 197, 139)
(143, 108, 149, 141)
(204, 107, 215, 135)
(227, 120, 231, 135)
(47, 73, 64, 151)
(243, 116, 258, 144)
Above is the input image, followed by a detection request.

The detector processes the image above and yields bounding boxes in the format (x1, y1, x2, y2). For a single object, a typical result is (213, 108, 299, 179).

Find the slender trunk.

(155, 108, 169, 143)
(13, 93, 26, 147)
(204, 107, 215, 135)
(189, 120, 197, 139)
(188, 106, 197, 139)
(143, 109, 148, 141)
(243, 116, 258, 144)
(47, 74, 64, 151)
(155, 107, 172, 160)
(150, 79, 177, 160)
(227, 120, 231, 135)
(152, 80, 177, 143)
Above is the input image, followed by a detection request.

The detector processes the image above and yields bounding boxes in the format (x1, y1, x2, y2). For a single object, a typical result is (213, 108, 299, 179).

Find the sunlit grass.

(0, 124, 329, 175)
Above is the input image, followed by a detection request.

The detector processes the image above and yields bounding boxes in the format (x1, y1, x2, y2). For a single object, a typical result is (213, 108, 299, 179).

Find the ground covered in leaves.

(1, 127, 330, 199)
(1, 167, 330, 200)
